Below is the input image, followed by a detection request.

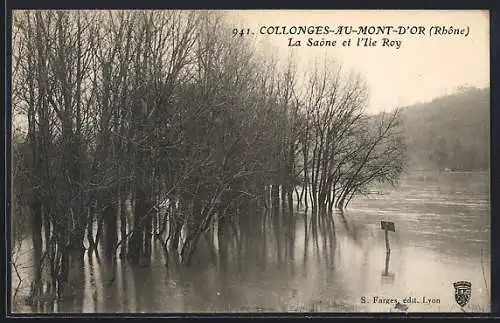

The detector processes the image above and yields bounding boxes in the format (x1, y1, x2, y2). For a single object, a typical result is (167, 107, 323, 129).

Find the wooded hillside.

(401, 87, 489, 171)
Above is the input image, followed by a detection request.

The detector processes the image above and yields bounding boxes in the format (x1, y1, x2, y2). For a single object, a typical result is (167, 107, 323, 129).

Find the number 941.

(232, 28, 251, 37)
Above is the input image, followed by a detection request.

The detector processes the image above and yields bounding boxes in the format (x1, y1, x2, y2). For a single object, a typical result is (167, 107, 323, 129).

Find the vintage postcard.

(9, 9, 490, 314)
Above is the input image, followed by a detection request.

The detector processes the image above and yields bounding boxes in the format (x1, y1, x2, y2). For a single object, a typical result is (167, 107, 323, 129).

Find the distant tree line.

(402, 87, 489, 172)
(11, 10, 405, 302)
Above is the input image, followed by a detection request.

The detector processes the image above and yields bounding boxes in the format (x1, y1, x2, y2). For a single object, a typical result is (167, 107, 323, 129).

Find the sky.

(222, 10, 489, 114)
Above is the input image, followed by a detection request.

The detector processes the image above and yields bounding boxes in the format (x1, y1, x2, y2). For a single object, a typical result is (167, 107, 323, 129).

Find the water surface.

(11, 171, 491, 313)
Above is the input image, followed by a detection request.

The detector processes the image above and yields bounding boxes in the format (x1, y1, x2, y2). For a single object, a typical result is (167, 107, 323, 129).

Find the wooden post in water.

(380, 221, 395, 277)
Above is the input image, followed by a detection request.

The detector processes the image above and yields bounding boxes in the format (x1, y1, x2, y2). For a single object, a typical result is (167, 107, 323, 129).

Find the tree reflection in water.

(12, 172, 491, 313)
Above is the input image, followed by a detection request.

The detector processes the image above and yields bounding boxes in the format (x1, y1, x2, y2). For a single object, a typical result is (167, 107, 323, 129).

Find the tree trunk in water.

(169, 200, 184, 255)
(57, 249, 70, 300)
(271, 184, 280, 212)
(287, 189, 294, 216)
(69, 225, 86, 256)
(281, 185, 287, 212)
(43, 209, 51, 254)
(180, 198, 202, 266)
(311, 203, 318, 240)
(144, 196, 153, 264)
(129, 187, 147, 265)
(264, 185, 270, 210)
(86, 205, 95, 254)
(217, 214, 228, 271)
(119, 197, 127, 258)
(336, 195, 346, 210)
(152, 198, 158, 235)
(304, 184, 309, 213)
(30, 198, 43, 300)
(296, 186, 302, 211)
(103, 202, 118, 260)
(259, 185, 269, 210)
(327, 188, 335, 217)
(287, 215, 295, 264)
(273, 210, 282, 265)
(169, 216, 182, 255)
(345, 189, 356, 209)
(128, 231, 139, 264)
(95, 212, 104, 257)
(303, 213, 309, 266)
(69, 208, 86, 258)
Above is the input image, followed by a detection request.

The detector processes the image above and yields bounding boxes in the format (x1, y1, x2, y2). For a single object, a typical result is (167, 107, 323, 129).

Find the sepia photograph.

(8, 9, 490, 314)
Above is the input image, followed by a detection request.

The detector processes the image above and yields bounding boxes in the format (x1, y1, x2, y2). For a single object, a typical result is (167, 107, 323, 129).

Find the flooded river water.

(11, 171, 490, 313)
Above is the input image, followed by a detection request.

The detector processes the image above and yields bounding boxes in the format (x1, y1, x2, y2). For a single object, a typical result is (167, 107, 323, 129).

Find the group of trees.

(11, 10, 405, 302)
